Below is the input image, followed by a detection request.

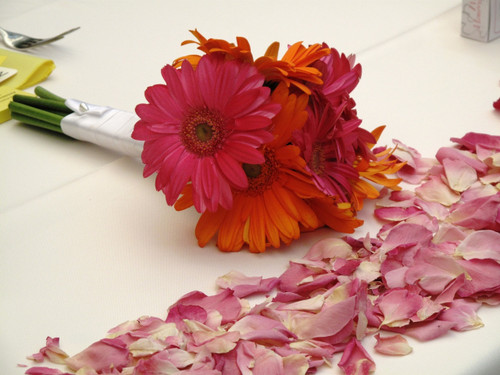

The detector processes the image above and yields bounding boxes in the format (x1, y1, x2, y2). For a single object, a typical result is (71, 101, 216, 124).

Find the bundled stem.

(8, 86, 72, 134)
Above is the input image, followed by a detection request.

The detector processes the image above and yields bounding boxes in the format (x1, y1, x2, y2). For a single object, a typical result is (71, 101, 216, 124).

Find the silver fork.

(0, 26, 80, 49)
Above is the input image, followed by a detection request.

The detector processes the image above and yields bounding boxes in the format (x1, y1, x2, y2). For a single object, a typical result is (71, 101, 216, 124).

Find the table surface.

(1, 1, 499, 374)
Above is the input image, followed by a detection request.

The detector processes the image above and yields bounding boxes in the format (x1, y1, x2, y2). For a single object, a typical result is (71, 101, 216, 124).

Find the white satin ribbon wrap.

(60, 99, 143, 158)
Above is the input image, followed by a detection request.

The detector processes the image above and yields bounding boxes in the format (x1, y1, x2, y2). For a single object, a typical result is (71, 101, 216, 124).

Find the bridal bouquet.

(9, 30, 404, 252)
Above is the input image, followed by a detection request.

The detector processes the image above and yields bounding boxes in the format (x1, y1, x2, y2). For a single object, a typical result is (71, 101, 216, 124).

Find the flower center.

(181, 108, 226, 156)
(195, 122, 213, 142)
(240, 147, 279, 196)
(310, 142, 326, 175)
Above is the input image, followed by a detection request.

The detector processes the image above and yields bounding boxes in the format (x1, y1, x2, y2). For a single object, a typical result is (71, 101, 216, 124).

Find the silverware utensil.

(0, 26, 80, 49)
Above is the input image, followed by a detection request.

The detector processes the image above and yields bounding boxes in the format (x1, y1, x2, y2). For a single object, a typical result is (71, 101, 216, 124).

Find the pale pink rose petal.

(282, 354, 310, 375)
(439, 299, 484, 331)
(216, 270, 278, 298)
(384, 189, 415, 203)
(376, 289, 423, 327)
(414, 198, 449, 221)
(436, 147, 488, 174)
(304, 237, 354, 261)
(289, 339, 336, 359)
(65, 338, 130, 372)
(291, 296, 356, 340)
(200, 331, 240, 354)
(128, 337, 166, 357)
(24, 368, 66, 375)
(161, 348, 195, 369)
(405, 248, 464, 295)
(166, 304, 208, 329)
(455, 230, 500, 262)
(475, 146, 500, 166)
(337, 338, 375, 375)
(480, 167, 500, 184)
(168, 290, 242, 325)
(229, 315, 293, 344)
(434, 273, 466, 305)
(392, 139, 434, 184)
(450, 132, 500, 152)
(461, 184, 498, 202)
(415, 175, 461, 206)
(278, 294, 325, 312)
(457, 258, 500, 297)
(252, 349, 285, 375)
(172, 369, 220, 375)
(414, 296, 444, 322)
(278, 262, 337, 296)
(133, 351, 180, 374)
(374, 206, 421, 222)
(379, 222, 433, 253)
(447, 193, 500, 231)
(373, 334, 412, 356)
(28, 337, 68, 365)
(397, 320, 455, 341)
(382, 266, 409, 289)
(432, 223, 468, 244)
(442, 158, 478, 192)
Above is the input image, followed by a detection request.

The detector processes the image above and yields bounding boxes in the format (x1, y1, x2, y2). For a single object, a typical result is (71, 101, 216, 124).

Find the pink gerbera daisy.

(133, 54, 281, 213)
(308, 44, 362, 107)
(293, 96, 375, 202)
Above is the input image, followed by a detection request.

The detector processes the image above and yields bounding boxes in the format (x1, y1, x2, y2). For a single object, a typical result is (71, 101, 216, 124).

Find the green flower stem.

(9, 87, 71, 134)
(9, 101, 65, 127)
(10, 112, 63, 133)
(34, 86, 66, 102)
(12, 95, 72, 114)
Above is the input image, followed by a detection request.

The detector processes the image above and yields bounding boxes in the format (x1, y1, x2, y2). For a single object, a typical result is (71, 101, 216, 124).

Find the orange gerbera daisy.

(350, 126, 405, 211)
(173, 30, 331, 95)
(175, 84, 325, 252)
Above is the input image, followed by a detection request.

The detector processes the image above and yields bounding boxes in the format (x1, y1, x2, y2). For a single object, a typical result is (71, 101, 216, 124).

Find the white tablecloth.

(1, 1, 499, 374)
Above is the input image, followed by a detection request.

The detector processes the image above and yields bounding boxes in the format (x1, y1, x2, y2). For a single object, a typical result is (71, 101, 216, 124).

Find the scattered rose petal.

(377, 289, 423, 327)
(23, 131, 500, 375)
(374, 334, 412, 356)
(442, 158, 477, 192)
(439, 300, 484, 331)
(216, 270, 278, 298)
(415, 175, 461, 206)
(454, 230, 500, 262)
(24, 367, 66, 375)
(338, 338, 376, 375)
(28, 337, 68, 364)
(65, 338, 129, 372)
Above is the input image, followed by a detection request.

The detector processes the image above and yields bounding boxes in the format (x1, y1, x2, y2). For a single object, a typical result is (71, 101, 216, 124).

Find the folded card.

(461, 0, 500, 42)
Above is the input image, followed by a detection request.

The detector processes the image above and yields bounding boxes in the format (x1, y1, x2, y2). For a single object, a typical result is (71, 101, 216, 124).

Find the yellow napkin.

(0, 48, 55, 123)
(0, 48, 55, 90)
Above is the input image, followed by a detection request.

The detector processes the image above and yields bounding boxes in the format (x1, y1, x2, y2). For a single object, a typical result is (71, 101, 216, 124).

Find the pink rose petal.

(337, 338, 375, 375)
(374, 334, 413, 356)
(439, 299, 484, 331)
(455, 230, 500, 262)
(450, 132, 500, 152)
(447, 193, 500, 231)
(65, 338, 129, 372)
(436, 147, 488, 174)
(377, 289, 424, 327)
(442, 158, 478, 192)
(229, 315, 293, 344)
(216, 270, 278, 298)
(24, 368, 66, 375)
(304, 237, 354, 261)
(291, 296, 356, 339)
(415, 175, 461, 206)
(28, 337, 68, 365)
